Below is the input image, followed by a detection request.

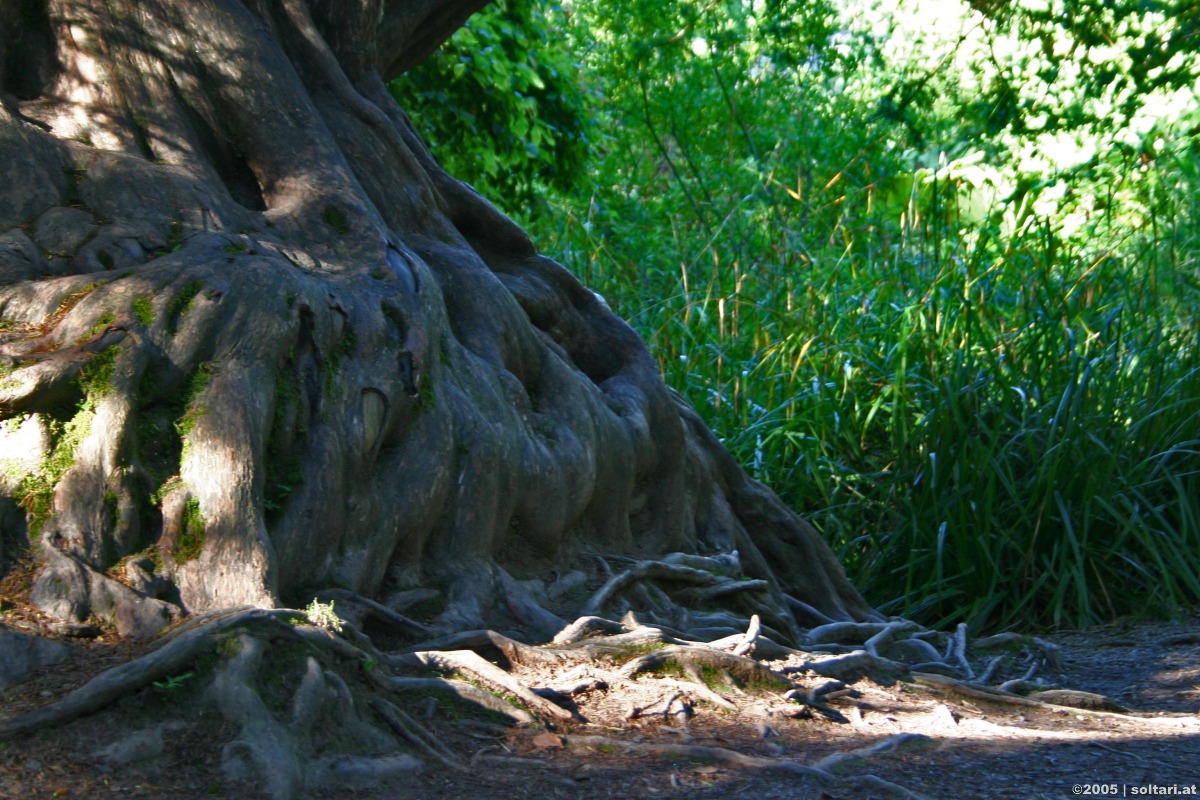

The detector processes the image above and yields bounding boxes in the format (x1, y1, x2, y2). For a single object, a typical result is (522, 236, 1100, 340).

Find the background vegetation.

(394, 0, 1200, 633)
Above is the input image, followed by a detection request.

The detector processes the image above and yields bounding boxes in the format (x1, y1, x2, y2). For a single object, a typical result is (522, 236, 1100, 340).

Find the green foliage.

(391, 0, 592, 210)
(153, 672, 195, 692)
(304, 599, 343, 632)
(521, 0, 1200, 631)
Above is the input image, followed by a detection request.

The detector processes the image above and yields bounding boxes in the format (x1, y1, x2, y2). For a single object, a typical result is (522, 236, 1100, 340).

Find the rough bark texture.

(0, 0, 876, 643)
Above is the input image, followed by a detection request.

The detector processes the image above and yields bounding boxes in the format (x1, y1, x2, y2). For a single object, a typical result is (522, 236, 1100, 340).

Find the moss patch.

(320, 324, 357, 396)
(16, 404, 95, 538)
(416, 373, 436, 414)
(264, 365, 305, 525)
(322, 205, 350, 236)
(166, 281, 203, 335)
(132, 296, 154, 326)
(173, 497, 205, 563)
(79, 345, 119, 398)
(174, 362, 215, 461)
(88, 312, 115, 338)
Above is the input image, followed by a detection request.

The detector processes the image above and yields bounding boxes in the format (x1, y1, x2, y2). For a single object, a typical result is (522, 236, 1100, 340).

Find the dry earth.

(2, 557, 1198, 800)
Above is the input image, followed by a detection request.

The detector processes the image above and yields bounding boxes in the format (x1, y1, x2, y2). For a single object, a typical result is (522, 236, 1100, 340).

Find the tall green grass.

(531, 146, 1200, 633)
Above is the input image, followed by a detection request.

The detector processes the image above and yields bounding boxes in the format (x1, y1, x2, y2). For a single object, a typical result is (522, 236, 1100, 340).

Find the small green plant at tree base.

(153, 672, 194, 692)
(305, 599, 343, 632)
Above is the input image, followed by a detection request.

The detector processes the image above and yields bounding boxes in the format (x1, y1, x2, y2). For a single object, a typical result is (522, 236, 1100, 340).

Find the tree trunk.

(0, 0, 875, 642)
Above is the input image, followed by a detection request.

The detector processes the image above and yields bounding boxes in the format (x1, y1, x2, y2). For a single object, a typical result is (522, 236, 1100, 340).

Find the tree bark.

(0, 0, 876, 641)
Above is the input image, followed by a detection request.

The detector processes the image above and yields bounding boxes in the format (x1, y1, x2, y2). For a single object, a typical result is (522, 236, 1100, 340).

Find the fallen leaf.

(531, 732, 564, 750)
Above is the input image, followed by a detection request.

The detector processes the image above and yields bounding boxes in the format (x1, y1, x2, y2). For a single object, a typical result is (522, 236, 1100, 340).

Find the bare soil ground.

(2, 558, 1198, 800)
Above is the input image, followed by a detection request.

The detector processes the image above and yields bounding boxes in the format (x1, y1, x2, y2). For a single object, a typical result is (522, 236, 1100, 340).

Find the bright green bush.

(524, 0, 1200, 632)
(405, 0, 1200, 631)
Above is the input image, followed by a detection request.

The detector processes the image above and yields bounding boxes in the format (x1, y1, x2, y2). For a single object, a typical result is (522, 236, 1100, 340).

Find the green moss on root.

(174, 497, 205, 563)
(132, 296, 154, 326)
(166, 281, 203, 335)
(264, 366, 305, 524)
(322, 206, 350, 235)
(17, 404, 96, 538)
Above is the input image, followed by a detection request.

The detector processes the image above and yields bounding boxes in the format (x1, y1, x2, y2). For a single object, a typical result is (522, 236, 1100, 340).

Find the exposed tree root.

(8, 586, 1188, 799)
(909, 672, 1196, 725)
(618, 644, 793, 688)
(314, 588, 436, 638)
(399, 628, 568, 667)
(732, 613, 761, 657)
(0, 607, 302, 739)
(372, 676, 535, 724)
(390, 649, 578, 722)
(561, 734, 934, 800)
(373, 697, 465, 771)
(581, 560, 732, 617)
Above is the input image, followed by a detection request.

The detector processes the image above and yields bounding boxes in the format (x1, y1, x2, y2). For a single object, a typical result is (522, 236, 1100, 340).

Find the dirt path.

(2, 608, 1198, 800)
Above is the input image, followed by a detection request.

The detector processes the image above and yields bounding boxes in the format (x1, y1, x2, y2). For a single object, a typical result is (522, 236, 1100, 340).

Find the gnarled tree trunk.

(0, 0, 875, 642)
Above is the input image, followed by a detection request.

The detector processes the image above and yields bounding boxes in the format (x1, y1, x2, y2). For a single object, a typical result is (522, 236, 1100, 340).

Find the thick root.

(0, 607, 301, 739)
